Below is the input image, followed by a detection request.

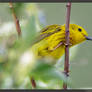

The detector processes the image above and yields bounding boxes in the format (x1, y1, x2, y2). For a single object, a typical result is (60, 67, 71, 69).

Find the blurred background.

(0, 3, 92, 89)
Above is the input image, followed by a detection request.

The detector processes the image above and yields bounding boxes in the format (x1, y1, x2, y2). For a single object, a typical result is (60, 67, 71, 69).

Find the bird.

(31, 24, 92, 64)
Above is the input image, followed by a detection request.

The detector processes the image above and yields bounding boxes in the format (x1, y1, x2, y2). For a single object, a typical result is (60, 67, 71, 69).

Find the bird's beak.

(85, 36, 92, 40)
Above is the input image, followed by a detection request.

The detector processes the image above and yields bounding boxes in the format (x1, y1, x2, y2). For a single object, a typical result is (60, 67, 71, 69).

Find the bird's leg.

(50, 42, 63, 51)
(49, 42, 72, 52)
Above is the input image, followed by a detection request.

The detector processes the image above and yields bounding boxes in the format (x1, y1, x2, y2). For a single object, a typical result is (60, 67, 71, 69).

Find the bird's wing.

(31, 24, 62, 45)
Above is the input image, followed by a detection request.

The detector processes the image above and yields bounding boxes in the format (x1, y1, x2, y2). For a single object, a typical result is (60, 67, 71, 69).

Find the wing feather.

(31, 24, 62, 45)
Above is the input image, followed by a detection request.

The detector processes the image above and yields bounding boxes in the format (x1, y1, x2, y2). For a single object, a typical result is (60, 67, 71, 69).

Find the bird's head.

(69, 24, 92, 45)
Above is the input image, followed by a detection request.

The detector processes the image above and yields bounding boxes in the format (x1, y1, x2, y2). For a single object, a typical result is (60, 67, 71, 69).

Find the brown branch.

(30, 77, 36, 89)
(9, 2, 21, 37)
(63, 2, 71, 89)
(9, 3, 37, 89)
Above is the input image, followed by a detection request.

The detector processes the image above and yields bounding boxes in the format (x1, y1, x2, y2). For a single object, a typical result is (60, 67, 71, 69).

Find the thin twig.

(63, 2, 71, 89)
(9, 3, 37, 89)
(9, 2, 21, 37)
(30, 77, 36, 89)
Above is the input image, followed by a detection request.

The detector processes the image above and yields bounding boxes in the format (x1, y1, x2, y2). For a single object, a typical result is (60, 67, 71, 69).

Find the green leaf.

(29, 61, 66, 84)
(22, 15, 37, 47)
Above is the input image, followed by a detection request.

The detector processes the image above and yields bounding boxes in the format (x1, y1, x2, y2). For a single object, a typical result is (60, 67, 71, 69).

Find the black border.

(0, 0, 92, 2)
(0, 89, 89, 92)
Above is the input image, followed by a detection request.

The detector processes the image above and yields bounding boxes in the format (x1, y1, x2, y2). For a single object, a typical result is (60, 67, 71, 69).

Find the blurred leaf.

(30, 61, 66, 84)
(13, 3, 24, 15)
(9, 3, 24, 16)
(21, 15, 38, 49)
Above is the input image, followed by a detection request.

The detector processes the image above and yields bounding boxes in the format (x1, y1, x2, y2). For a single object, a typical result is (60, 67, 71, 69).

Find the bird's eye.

(78, 28, 82, 32)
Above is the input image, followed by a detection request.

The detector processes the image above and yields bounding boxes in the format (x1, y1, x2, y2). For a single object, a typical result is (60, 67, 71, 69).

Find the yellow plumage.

(31, 24, 89, 63)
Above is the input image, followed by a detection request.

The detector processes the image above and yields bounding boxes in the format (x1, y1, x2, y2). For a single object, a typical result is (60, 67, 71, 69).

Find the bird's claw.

(64, 43, 72, 46)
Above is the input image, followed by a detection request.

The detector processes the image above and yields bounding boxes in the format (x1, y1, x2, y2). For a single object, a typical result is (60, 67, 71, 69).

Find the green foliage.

(13, 3, 24, 15)
(9, 3, 24, 16)
(31, 61, 65, 82)
(22, 15, 37, 46)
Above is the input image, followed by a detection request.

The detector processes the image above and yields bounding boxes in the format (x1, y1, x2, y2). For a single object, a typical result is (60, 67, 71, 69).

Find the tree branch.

(9, 2, 21, 37)
(9, 3, 37, 89)
(63, 2, 71, 89)
(30, 77, 36, 89)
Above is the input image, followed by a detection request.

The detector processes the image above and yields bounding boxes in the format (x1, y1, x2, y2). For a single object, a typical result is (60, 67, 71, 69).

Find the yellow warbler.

(31, 24, 92, 63)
